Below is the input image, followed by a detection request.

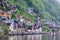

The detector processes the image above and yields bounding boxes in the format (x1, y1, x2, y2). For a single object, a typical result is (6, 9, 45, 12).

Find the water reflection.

(0, 32, 60, 40)
(9, 35, 42, 40)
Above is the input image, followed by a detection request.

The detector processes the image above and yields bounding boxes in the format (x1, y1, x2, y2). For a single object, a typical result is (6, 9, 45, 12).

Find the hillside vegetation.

(5, 0, 60, 22)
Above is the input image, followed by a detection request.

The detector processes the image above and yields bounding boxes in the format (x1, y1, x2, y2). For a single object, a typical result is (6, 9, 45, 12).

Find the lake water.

(0, 32, 60, 40)
(9, 35, 42, 40)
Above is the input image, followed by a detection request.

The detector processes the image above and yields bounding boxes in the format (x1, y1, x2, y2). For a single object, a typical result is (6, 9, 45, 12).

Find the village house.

(4, 20, 15, 32)
(4, 18, 26, 32)
(26, 7, 34, 15)
(9, 5, 17, 12)
(17, 16, 26, 32)
(0, 0, 8, 10)
(26, 20, 35, 32)
(53, 22, 60, 29)
(49, 22, 56, 27)
(0, 0, 11, 20)
(0, 12, 11, 20)
(56, 23, 60, 32)
(26, 19, 42, 32)
(4, 19, 18, 32)
(17, 22, 25, 32)
(26, 7, 34, 13)
(43, 19, 56, 28)
(43, 19, 52, 25)
(34, 16, 42, 32)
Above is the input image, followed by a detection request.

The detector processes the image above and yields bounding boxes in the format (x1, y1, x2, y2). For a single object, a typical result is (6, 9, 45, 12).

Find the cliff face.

(2, 0, 60, 22)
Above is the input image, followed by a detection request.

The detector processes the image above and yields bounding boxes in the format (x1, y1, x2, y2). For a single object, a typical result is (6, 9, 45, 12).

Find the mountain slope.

(6, 0, 60, 22)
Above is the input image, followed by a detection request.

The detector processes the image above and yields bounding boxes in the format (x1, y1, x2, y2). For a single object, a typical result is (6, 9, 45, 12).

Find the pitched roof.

(4, 20, 14, 23)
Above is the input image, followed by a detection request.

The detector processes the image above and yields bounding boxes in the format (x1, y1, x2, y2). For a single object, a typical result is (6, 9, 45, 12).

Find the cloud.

(57, 0, 60, 3)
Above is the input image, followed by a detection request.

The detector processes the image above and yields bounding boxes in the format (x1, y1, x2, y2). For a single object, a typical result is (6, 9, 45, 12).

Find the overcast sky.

(57, 0, 60, 3)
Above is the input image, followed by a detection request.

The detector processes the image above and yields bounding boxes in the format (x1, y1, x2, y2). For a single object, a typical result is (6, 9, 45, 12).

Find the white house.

(4, 20, 16, 32)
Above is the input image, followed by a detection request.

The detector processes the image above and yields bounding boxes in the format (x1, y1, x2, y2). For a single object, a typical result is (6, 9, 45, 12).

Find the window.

(6, 23, 11, 26)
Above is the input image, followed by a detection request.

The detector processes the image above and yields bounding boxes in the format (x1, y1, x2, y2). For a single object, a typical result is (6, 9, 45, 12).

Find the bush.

(2, 25, 9, 35)
(0, 32, 3, 36)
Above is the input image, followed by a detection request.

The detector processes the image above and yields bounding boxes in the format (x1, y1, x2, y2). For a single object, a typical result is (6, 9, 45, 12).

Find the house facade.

(0, 12, 11, 20)
(4, 20, 16, 32)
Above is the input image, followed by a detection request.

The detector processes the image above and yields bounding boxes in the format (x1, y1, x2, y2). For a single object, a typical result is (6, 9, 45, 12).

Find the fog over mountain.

(57, 0, 60, 3)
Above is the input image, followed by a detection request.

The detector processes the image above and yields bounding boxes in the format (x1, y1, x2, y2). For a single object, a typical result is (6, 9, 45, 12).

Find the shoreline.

(8, 32, 49, 36)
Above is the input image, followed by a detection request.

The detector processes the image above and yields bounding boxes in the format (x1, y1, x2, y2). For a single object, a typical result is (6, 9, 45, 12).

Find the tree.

(2, 25, 9, 35)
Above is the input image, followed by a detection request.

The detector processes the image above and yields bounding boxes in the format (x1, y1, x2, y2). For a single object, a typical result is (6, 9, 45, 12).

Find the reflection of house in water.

(9, 35, 42, 40)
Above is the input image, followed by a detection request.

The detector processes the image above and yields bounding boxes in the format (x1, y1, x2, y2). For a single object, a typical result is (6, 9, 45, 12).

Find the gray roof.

(1, 16, 7, 19)
(4, 20, 14, 23)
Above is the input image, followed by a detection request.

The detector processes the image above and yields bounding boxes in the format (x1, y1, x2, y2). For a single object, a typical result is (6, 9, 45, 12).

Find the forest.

(5, 0, 60, 22)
